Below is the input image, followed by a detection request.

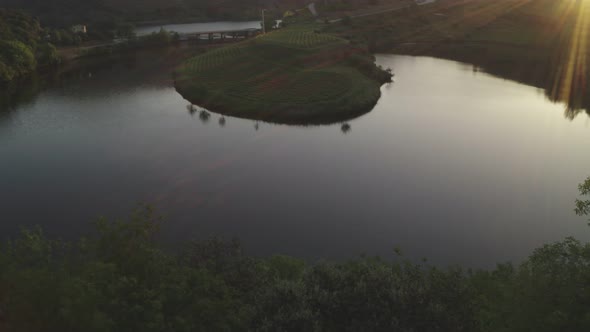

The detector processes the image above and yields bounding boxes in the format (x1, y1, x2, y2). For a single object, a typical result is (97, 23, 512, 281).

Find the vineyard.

(175, 24, 391, 124)
(258, 27, 347, 49)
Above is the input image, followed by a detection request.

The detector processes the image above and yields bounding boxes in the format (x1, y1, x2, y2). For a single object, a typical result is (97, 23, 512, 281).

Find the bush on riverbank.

(0, 10, 61, 83)
(2, 178, 590, 331)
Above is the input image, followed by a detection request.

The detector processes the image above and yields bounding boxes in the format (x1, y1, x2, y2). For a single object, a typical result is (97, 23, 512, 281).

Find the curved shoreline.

(174, 25, 392, 125)
(175, 80, 385, 126)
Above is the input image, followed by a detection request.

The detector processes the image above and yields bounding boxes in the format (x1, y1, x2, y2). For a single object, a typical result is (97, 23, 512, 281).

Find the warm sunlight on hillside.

(551, 0, 589, 111)
(455, 0, 590, 115)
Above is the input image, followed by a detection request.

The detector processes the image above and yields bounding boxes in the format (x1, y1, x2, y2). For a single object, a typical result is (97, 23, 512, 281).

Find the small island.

(174, 24, 392, 125)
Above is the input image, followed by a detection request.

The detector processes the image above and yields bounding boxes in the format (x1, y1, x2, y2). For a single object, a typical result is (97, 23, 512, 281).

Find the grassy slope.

(175, 24, 391, 124)
(325, 0, 590, 118)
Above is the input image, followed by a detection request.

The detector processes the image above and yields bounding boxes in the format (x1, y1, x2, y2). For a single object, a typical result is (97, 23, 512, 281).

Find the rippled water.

(1, 52, 589, 267)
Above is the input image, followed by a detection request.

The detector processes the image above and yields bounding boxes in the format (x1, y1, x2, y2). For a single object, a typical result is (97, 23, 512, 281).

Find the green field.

(175, 24, 391, 124)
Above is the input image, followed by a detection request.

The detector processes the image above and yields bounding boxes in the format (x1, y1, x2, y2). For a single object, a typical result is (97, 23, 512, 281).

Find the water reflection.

(341, 123, 351, 134)
(1, 45, 202, 114)
(443, 57, 590, 119)
(198, 110, 211, 123)
(187, 104, 197, 116)
(186, 104, 354, 133)
(218, 116, 226, 127)
(427, 53, 590, 120)
(0, 76, 43, 115)
(489, 61, 589, 120)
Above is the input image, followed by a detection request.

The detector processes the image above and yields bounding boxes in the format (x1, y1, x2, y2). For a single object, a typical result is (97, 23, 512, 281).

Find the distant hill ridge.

(0, 0, 385, 27)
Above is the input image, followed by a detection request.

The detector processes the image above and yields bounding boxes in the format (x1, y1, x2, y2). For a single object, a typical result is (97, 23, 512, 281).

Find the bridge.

(177, 28, 260, 43)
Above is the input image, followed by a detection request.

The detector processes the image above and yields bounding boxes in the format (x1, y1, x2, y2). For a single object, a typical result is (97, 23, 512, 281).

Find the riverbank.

(324, 0, 590, 117)
(175, 24, 392, 124)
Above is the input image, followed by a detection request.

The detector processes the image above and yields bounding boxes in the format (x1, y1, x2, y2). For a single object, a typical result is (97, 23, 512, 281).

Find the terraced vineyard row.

(184, 44, 245, 72)
(222, 69, 356, 105)
(259, 29, 346, 49)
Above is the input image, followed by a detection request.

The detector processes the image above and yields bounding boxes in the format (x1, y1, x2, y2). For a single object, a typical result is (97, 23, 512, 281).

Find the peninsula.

(175, 24, 392, 124)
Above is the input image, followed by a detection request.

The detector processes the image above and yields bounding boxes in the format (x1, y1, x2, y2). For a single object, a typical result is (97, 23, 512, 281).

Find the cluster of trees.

(0, 10, 60, 83)
(1, 178, 590, 331)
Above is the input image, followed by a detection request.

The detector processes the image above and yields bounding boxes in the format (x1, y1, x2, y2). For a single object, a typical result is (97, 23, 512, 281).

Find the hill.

(0, 0, 408, 27)
(325, 0, 590, 117)
(174, 24, 392, 124)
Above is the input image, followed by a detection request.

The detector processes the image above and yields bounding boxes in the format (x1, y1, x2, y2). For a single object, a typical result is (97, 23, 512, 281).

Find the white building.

(71, 25, 87, 34)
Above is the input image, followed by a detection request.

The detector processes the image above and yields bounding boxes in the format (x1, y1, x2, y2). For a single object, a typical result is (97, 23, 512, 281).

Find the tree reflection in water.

(187, 104, 197, 116)
(341, 123, 351, 134)
(199, 110, 211, 123)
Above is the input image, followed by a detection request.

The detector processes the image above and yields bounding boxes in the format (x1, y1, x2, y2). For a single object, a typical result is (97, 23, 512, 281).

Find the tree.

(36, 42, 60, 66)
(261, 14, 276, 33)
(0, 61, 13, 82)
(341, 15, 353, 26)
(116, 23, 136, 38)
(0, 40, 36, 81)
(575, 177, 590, 221)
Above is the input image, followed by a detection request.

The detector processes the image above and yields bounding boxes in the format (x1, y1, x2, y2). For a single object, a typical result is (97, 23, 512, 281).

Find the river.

(1, 50, 589, 268)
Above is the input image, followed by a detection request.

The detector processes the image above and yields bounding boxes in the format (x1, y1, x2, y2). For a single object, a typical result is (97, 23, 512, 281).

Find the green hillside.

(325, 0, 590, 117)
(175, 25, 392, 124)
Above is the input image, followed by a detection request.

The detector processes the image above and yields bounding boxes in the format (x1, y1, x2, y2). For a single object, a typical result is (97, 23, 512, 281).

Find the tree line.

(0, 9, 60, 83)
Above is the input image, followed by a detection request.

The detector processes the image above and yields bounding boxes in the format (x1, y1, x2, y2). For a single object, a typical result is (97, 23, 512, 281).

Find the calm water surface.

(2, 53, 590, 267)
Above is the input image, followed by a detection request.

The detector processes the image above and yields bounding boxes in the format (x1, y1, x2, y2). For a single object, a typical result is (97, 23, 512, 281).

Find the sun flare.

(550, 0, 590, 114)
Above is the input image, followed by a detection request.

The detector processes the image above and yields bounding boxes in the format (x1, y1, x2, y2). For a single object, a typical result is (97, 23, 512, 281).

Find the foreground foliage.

(2, 199, 590, 331)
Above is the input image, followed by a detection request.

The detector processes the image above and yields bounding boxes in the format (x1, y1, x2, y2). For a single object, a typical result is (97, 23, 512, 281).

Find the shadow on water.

(414, 41, 588, 119)
(395, 44, 590, 120)
(0, 76, 43, 116)
(186, 102, 358, 133)
(0, 44, 203, 119)
(340, 123, 351, 134)
(476, 57, 590, 120)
